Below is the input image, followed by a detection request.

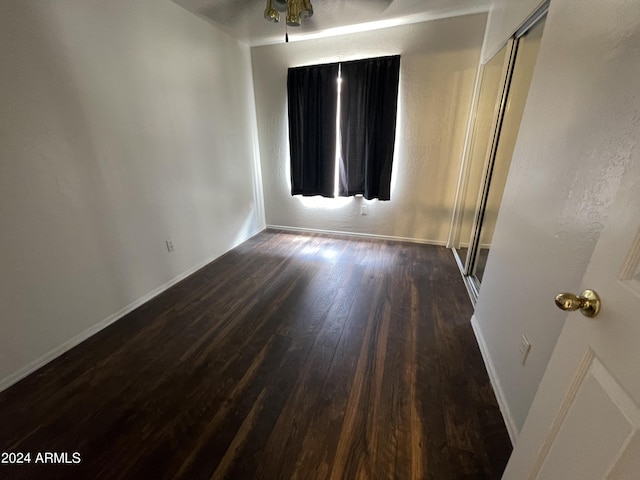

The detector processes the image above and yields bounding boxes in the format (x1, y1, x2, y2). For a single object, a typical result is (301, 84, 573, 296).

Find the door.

(452, 42, 513, 275)
(450, 42, 511, 271)
(502, 131, 640, 476)
(450, 13, 546, 302)
(470, 16, 545, 285)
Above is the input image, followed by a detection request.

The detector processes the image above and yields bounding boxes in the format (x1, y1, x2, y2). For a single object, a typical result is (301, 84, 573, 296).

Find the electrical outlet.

(519, 334, 531, 365)
(166, 240, 175, 252)
(360, 205, 368, 215)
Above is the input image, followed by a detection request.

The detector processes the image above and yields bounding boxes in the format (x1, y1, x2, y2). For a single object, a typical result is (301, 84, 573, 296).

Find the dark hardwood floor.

(0, 229, 511, 479)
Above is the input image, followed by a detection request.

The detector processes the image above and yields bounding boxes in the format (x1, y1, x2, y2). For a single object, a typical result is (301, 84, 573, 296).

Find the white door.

(502, 131, 640, 476)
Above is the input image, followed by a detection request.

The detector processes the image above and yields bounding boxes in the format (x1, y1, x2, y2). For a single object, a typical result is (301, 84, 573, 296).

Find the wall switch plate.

(166, 240, 175, 252)
(360, 205, 368, 215)
(519, 334, 531, 365)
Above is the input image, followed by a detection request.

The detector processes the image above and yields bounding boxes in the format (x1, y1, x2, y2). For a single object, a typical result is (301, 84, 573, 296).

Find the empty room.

(1, 0, 638, 479)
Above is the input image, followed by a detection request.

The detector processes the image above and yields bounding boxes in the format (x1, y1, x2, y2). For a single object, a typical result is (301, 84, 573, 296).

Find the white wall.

(251, 14, 486, 244)
(0, 0, 265, 389)
(472, 0, 634, 437)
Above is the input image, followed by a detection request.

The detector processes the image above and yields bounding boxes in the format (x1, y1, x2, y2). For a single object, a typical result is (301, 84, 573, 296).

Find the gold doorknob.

(554, 289, 601, 318)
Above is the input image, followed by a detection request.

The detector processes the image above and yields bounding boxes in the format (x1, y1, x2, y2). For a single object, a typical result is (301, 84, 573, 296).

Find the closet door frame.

(464, 40, 517, 300)
(450, 2, 549, 303)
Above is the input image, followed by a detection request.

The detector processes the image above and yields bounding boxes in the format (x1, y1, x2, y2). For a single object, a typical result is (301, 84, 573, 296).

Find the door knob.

(554, 289, 601, 318)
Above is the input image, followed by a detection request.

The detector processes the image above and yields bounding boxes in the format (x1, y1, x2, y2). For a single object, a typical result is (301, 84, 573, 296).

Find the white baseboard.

(266, 224, 448, 246)
(0, 228, 263, 394)
(471, 315, 518, 445)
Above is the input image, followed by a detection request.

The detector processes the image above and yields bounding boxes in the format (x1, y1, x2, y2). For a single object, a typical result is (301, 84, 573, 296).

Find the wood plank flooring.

(0, 229, 511, 479)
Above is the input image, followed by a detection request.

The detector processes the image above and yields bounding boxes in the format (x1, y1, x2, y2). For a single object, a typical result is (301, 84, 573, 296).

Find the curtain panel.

(287, 63, 340, 197)
(338, 55, 400, 201)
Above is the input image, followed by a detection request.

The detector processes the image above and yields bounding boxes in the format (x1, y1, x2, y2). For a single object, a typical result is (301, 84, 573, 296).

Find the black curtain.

(288, 63, 340, 197)
(339, 55, 400, 200)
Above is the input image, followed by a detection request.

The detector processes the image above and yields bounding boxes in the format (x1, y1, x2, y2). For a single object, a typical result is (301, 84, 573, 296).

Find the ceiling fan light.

(264, 0, 280, 22)
(264, 0, 313, 27)
(302, 0, 313, 19)
(286, 0, 302, 26)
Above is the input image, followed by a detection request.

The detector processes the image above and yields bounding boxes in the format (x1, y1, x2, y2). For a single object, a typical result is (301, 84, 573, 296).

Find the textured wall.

(474, 0, 639, 436)
(0, 0, 264, 387)
(251, 14, 486, 244)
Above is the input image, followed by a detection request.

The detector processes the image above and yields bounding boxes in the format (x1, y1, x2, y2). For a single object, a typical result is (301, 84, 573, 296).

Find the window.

(287, 55, 400, 200)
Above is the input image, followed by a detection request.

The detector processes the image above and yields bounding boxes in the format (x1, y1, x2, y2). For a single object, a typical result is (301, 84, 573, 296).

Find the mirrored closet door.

(451, 9, 547, 302)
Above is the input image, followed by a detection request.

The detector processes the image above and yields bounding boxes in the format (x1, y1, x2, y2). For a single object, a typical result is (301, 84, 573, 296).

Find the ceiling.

(171, 0, 493, 47)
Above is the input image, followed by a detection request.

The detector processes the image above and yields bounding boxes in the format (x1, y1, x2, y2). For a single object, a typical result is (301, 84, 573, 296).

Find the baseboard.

(0, 228, 263, 394)
(470, 315, 518, 445)
(266, 224, 448, 246)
